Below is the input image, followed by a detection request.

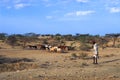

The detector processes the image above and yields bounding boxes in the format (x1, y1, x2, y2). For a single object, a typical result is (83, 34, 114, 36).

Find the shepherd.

(93, 41, 99, 64)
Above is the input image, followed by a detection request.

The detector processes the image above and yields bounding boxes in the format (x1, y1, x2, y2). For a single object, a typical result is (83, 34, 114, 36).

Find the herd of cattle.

(26, 44, 74, 53)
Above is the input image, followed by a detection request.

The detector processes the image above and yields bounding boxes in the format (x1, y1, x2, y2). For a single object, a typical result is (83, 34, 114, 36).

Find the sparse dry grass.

(70, 52, 89, 60)
(103, 54, 115, 57)
(0, 46, 120, 80)
(0, 62, 38, 73)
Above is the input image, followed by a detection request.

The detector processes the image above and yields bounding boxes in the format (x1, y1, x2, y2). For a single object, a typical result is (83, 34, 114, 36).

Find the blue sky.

(0, 0, 120, 35)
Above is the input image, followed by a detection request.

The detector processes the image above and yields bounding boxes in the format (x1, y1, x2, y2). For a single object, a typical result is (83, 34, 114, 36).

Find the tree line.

(0, 32, 120, 49)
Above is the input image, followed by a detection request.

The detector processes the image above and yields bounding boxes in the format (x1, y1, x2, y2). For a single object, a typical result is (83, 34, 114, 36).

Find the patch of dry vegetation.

(70, 52, 89, 60)
(0, 62, 38, 73)
(103, 54, 115, 57)
(0, 56, 38, 73)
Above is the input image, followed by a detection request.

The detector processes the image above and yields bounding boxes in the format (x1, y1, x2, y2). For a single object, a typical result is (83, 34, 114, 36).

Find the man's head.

(92, 41, 96, 44)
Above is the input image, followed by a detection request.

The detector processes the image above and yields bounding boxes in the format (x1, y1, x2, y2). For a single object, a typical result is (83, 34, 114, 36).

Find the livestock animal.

(49, 46, 62, 53)
(49, 46, 57, 52)
(26, 44, 52, 50)
(58, 46, 68, 51)
(27, 45, 37, 49)
(56, 48, 62, 53)
(38, 44, 51, 50)
(39, 44, 47, 50)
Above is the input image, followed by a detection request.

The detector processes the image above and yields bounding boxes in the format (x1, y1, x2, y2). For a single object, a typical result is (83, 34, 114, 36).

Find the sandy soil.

(0, 48, 120, 80)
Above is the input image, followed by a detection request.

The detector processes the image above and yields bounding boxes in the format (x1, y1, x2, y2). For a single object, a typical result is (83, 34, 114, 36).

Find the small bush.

(67, 46, 75, 50)
(79, 43, 91, 51)
(116, 44, 120, 48)
(70, 52, 89, 60)
(80, 62, 89, 67)
(104, 54, 115, 57)
(70, 53, 78, 60)
(79, 52, 88, 59)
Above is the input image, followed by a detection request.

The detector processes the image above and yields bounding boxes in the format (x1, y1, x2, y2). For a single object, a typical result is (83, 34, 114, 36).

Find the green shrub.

(79, 43, 91, 51)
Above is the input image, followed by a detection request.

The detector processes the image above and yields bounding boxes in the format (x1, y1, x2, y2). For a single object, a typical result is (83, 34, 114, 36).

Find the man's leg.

(95, 57, 98, 64)
(93, 56, 95, 64)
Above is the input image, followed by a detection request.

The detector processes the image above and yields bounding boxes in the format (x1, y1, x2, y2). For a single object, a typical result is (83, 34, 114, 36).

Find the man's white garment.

(93, 43, 98, 58)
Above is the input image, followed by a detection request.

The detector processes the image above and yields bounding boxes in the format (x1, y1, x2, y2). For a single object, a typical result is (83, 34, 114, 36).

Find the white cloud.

(42, 0, 72, 7)
(6, 6, 12, 9)
(65, 12, 74, 16)
(65, 10, 95, 16)
(0, 0, 33, 9)
(14, 3, 31, 9)
(105, 0, 120, 13)
(13, 0, 33, 3)
(109, 7, 120, 13)
(42, 0, 53, 7)
(76, 0, 89, 3)
(105, 0, 120, 8)
(0, 0, 10, 3)
(76, 11, 95, 16)
(42, 0, 49, 2)
(107, 0, 120, 5)
(13, 0, 21, 3)
(46, 16, 53, 19)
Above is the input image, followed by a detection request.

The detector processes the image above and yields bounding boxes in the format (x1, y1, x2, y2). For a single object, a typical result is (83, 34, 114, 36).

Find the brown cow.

(58, 46, 68, 51)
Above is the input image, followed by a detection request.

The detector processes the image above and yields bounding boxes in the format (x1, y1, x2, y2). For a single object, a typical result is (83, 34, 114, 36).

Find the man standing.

(93, 41, 99, 64)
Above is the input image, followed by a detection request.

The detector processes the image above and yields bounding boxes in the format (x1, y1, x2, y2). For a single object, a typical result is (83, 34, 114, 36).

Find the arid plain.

(0, 34, 120, 80)
(0, 47, 120, 80)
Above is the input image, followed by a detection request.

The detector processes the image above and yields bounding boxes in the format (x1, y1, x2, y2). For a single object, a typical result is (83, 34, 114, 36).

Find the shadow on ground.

(0, 55, 38, 73)
(0, 55, 34, 64)
(100, 59, 120, 64)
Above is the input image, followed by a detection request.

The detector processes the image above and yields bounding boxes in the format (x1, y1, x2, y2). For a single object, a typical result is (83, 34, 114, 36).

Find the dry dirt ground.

(0, 48, 120, 80)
